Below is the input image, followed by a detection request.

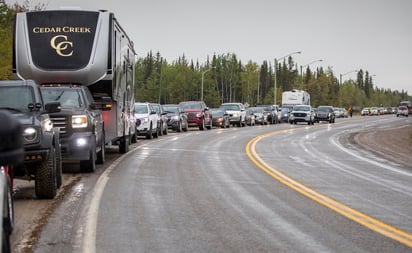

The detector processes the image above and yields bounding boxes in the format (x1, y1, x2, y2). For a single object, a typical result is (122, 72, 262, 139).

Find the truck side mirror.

(45, 101, 61, 113)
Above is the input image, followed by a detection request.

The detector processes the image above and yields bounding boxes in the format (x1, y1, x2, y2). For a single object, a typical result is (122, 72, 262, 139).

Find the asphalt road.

(25, 115, 412, 252)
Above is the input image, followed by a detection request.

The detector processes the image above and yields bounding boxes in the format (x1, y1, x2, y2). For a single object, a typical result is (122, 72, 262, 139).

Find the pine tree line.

(136, 51, 411, 110)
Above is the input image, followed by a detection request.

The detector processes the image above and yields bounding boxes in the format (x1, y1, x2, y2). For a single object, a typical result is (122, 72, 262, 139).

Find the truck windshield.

(41, 88, 84, 109)
(0, 86, 34, 112)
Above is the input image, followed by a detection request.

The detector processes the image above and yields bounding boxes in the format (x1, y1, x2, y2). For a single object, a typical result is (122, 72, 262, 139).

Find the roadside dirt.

(350, 124, 412, 170)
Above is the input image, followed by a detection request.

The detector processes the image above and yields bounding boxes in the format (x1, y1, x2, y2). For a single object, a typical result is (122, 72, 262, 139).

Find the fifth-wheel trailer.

(13, 9, 136, 155)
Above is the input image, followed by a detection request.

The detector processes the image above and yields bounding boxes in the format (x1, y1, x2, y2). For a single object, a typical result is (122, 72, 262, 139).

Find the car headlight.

(196, 113, 202, 117)
(171, 115, 179, 120)
(72, 115, 88, 128)
(23, 127, 37, 141)
(141, 117, 149, 123)
(42, 118, 53, 132)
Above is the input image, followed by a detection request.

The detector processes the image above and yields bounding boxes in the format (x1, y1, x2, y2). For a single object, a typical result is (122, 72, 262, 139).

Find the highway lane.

(33, 116, 412, 252)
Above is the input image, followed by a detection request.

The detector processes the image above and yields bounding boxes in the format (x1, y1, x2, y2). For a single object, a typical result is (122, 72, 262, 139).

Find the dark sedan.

(315, 106, 335, 123)
(162, 104, 188, 132)
(211, 109, 230, 128)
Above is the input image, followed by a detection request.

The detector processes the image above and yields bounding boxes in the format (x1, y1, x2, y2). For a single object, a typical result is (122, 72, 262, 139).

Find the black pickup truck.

(0, 80, 62, 199)
(40, 85, 107, 172)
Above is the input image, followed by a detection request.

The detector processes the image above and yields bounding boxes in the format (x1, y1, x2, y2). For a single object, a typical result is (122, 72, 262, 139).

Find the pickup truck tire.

(35, 147, 57, 199)
(96, 132, 105, 165)
(54, 133, 62, 188)
(80, 139, 96, 172)
(4, 175, 14, 234)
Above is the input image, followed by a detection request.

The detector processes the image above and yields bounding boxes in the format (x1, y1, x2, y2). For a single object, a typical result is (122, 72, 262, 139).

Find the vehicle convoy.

(13, 9, 136, 166)
(179, 101, 212, 130)
(281, 89, 311, 110)
(40, 85, 106, 172)
(219, 102, 246, 127)
(0, 80, 62, 199)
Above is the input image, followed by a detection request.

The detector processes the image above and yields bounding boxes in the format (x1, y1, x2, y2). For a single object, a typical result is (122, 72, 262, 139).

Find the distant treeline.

(135, 51, 411, 109)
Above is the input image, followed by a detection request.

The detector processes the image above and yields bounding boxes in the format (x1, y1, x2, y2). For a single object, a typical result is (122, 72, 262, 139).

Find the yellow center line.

(245, 129, 412, 248)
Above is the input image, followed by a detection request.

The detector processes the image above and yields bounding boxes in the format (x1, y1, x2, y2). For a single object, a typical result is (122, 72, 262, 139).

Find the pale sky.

(9, 0, 412, 95)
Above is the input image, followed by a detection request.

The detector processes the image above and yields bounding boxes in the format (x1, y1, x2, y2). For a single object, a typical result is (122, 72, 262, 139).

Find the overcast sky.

(9, 0, 412, 95)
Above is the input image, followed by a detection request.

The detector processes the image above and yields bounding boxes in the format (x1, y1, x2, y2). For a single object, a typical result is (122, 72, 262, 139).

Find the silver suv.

(134, 102, 160, 139)
(219, 102, 246, 127)
(289, 105, 315, 125)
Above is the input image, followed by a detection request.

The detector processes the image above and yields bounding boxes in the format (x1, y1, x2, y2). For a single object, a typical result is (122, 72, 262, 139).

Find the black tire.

(199, 119, 205, 130)
(177, 121, 182, 132)
(35, 147, 57, 199)
(55, 143, 62, 189)
(96, 131, 105, 165)
(2, 226, 10, 253)
(130, 131, 137, 143)
(153, 124, 159, 138)
(146, 124, 154, 139)
(163, 123, 168, 135)
(3, 175, 14, 235)
(80, 139, 96, 173)
(183, 121, 188, 132)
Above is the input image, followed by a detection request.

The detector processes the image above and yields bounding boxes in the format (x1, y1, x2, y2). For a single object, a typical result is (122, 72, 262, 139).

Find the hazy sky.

(9, 0, 412, 95)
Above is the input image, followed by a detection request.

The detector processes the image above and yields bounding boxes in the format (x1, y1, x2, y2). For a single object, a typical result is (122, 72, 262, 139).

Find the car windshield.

(0, 86, 34, 112)
(41, 88, 84, 109)
(293, 106, 310, 111)
(163, 106, 178, 113)
(249, 107, 264, 113)
(180, 103, 202, 110)
(211, 110, 223, 117)
(135, 104, 148, 114)
(317, 107, 331, 112)
(220, 104, 240, 111)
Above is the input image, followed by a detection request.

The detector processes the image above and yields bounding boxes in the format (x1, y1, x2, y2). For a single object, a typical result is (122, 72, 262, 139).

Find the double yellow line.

(246, 129, 412, 248)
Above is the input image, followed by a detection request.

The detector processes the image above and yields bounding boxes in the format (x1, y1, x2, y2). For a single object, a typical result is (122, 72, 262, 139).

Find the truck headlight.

(23, 127, 37, 141)
(72, 115, 88, 128)
(42, 118, 53, 132)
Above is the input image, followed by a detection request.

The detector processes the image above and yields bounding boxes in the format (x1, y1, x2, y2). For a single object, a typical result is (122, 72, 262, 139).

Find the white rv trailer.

(281, 89, 311, 108)
(13, 9, 136, 153)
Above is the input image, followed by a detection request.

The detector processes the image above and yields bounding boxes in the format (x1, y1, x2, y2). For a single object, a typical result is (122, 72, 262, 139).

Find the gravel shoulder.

(350, 124, 412, 170)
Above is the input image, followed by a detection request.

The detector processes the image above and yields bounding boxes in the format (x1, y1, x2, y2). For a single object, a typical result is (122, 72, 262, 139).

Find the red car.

(178, 101, 213, 130)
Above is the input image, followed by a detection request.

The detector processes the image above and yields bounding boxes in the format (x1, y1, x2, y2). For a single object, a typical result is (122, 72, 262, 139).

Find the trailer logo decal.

(50, 35, 73, 57)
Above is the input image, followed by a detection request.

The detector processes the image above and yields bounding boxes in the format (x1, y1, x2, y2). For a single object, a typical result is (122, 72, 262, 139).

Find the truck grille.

(49, 116, 68, 136)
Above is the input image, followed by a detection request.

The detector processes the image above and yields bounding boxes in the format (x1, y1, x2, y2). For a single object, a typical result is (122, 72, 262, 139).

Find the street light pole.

(274, 51, 301, 105)
(201, 67, 215, 101)
(339, 69, 358, 85)
(300, 59, 323, 79)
